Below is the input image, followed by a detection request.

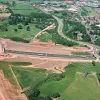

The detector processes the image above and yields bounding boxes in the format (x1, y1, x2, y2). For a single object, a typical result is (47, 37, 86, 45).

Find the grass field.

(72, 52, 91, 55)
(0, 61, 32, 85)
(0, 61, 17, 85)
(0, 61, 100, 100)
(10, 3, 42, 15)
(40, 64, 77, 96)
(84, 7, 100, 16)
(0, 23, 41, 40)
(0, 0, 16, 2)
(59, 73, 100, 100)
(38, 32, 53, 42)
(39, 62, 100, 98)
(12, 67, 50, 89)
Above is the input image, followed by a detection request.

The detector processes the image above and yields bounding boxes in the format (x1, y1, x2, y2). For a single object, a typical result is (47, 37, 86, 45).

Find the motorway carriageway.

(5, 50, 96, 60)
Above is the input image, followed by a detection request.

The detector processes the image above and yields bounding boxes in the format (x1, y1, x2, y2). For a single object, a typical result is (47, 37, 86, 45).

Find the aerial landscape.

(0, 0, 100, 100)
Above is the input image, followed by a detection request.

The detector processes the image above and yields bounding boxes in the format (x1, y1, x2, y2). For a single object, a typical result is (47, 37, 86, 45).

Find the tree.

(0, 25, 7, 31)
(52, 92, 60, 98)
(28, 89, 40, 99)
(27, 26, 30, 31)
(12, 1, 16, 6)
(5, 28, 8, 31)
(92, 61, 96, 66)
(43, 96, 52, 100)
(18, 24, 23, 29)
(14, 28, 18, 32)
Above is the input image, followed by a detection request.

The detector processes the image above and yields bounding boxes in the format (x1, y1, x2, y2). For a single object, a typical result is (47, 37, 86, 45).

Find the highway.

(5, 50, 96, 60)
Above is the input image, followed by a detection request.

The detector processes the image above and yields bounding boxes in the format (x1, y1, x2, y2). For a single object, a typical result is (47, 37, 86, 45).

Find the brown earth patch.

(4, 55, 69, 73)
(4, 39, 89, 55)
(0, 13, 11, 18)
(0, 70, 27, 100)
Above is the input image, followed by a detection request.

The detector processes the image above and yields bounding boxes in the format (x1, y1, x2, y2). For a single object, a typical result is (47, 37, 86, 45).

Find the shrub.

(18, 24, 23, 29)
(9, 37, 29, 43)
(5, 28, 8, 31)
(27, 26, 30, 31)
(14, 28, 18, 32)
(92, 61, 96, 66)
(52, 92, 60, 98)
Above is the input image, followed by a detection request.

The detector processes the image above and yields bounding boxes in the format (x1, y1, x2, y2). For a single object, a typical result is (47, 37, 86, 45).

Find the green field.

(12, 67, 51, 89)
(10, 3, 42, 15)
(84, 7, 100, 16)
(39, 62, 100, 99)
(0, 0, 16, 2)
(0, 23, 41, 41)
(59, 73, 100, 100)
(0, 0, 45, 4)
(72, 52, 91, 55)
(38, 32, 53, 42)
(0, 61, 32, 85)
(39, 64, 76, 96)
(0, 61, 100, 100)
(0, 61, 16, 85)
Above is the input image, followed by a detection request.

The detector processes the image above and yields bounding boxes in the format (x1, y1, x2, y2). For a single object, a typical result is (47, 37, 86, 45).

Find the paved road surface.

(5, 50, 95, 60)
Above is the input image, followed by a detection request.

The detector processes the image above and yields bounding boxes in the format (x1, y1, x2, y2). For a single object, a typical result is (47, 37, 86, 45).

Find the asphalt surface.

(5, 50, 96, 60)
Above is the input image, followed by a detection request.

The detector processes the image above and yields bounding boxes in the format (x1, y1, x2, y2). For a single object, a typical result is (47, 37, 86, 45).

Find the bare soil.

(0, 13, 11, 18)
(0, 70, 27, 100)
(4, 39, 89, 55)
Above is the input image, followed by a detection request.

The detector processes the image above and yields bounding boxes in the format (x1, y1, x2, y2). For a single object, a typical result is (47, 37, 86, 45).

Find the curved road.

(53, 16, 100, 60)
